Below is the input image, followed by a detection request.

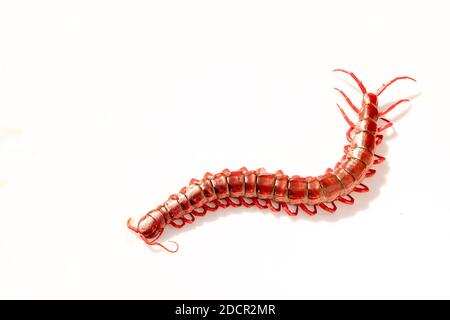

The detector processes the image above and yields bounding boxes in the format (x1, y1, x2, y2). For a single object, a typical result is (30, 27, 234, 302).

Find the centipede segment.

(127, 69, 416, 252)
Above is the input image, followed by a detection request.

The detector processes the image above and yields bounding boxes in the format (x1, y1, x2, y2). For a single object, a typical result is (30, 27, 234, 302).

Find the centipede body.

(127, 69, 416, 252)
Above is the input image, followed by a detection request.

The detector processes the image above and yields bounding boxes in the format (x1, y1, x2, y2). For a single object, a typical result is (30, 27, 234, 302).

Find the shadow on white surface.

(132, 85, 420, 253)
(158, 126, 400, 246)
(0, 127, 23, 187)
(380, 90, 422, 112)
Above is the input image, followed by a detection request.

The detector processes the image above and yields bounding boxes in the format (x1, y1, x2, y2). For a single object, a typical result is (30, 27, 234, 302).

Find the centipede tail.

(127, 69, 416, 252)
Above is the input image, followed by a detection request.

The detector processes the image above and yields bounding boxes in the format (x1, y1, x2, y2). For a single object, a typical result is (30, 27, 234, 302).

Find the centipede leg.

(319, 202, 337, 213)
(203, 202, 219, 212)
(182, 213, 195, 224)
(170, 219, 185, 228)
(300, 204, 317, 216)
(343, 145, 350, 153)
(378, 118, 393, 133)
(338, 194, 354, 204)
(376, 134, 384, 146)
(376, 76, 416, 96)
(346, 127, 354, 143)
(365, 169, 376, 177)
(214, 198, 230, 208)
(281, 203, 299, 216)
(353, 183, 369, 193)
(379, 99, 410, 116)
(190, 178, 200, 185)
(334, 88, 359, 113)
(127, 217, 140, 233)
(254, 198, 269, 209)
(192, 206, 207, 216)
(203, 172, 214, 179)
(373, 154, 386, 165)
(226, 197, 242, 208)
(266, 200, 281, 212)
(334, 161, 342, 169)
(337, 103, 355, 128)
(241, 197, 256, 208)
(193, 201, 220, 217)
(139, 230, 179, 253)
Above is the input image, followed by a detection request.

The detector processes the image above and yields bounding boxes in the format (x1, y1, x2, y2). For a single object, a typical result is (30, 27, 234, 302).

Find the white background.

(1, 0, 449, 299)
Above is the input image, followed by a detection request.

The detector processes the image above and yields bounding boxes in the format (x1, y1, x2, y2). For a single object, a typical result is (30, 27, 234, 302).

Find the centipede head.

(127, 212, 178, 253)
(127, 211, 160, 239)
(139, 215, 161, 238)
(363, 93, 378, 107)
(334, 69, 415, 109)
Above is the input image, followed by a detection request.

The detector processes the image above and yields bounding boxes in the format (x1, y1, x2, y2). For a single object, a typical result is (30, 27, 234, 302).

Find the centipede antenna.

(376, 76, 416, 96)
(127, 217, 139, 233)
(333, 69, 367, 95)
(140, 230, 179, 253)
(334, 88, 359, 113)
(151, 241, 179, 253)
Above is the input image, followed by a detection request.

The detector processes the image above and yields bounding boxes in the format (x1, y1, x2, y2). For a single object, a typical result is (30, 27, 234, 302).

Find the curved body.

(128, 69, 415, 252)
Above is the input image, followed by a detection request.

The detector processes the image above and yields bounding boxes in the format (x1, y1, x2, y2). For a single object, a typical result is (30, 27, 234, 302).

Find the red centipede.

(127, 69, 416, 252)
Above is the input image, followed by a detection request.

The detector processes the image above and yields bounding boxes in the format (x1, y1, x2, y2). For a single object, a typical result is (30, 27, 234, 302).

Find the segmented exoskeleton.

(127, 69, 416, 252)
